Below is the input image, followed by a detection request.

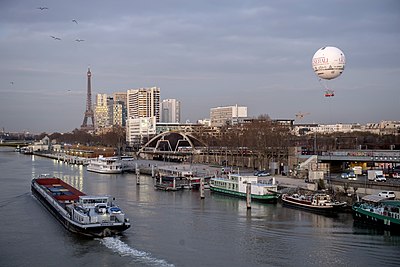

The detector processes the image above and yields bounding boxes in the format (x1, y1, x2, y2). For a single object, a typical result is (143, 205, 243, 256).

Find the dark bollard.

(200, 178, 205, 199)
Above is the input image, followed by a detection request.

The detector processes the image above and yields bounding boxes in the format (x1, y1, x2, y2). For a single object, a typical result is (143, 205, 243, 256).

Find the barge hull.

(210, 186, 277, 203)
(281, 198, 338, 215)
(352, 207, 400, 232)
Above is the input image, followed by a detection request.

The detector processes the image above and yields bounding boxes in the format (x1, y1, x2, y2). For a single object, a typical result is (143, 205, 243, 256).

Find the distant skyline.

(1, 0, 399, 133)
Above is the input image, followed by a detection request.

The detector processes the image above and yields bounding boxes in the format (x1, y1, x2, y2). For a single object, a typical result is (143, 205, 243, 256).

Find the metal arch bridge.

(138, 131, 207, 159)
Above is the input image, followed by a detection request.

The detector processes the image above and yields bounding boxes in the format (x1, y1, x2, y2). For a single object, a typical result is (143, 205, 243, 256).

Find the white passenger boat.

(87, 155, 135, 174)
(210, 174, 278, 203)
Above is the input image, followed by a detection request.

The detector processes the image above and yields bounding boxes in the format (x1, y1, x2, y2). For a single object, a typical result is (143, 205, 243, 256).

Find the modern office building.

(126, 87, 160, 146)
(126, 87, 160, 122)
(126, 116, 157, 147)
(113, 92, 127, 106)
(210, 105, 248, 127)
(113, 92, 127, 126)
(161, 99, 181, 123)
(94, 94, 113, 130)
(112, 101, 125, 127)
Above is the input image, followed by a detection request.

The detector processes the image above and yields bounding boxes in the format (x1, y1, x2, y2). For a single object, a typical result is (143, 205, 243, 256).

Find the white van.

(378, 191, 396, 199)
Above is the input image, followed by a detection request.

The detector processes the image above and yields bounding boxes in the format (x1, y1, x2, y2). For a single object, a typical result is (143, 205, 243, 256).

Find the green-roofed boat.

(210, 174, 278, 203)
(352, 194, 400, 232)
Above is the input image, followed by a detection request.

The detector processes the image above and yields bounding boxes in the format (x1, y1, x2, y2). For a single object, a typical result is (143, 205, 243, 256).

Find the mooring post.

(173, 178, 176, 190)
(151, 165, 155, 178)
(136, 163, 140, 185)
(246, 182, 251, 209)
(200, 177, 205, 199)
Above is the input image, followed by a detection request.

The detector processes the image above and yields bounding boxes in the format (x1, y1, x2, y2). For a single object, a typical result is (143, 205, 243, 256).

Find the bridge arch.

(139, 131, 207, 155)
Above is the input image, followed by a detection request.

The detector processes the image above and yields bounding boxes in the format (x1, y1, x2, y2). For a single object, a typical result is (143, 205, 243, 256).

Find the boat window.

(81, 198, 108, 204)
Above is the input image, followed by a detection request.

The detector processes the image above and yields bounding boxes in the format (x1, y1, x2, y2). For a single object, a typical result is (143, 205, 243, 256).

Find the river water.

(0, 147, 399, 267)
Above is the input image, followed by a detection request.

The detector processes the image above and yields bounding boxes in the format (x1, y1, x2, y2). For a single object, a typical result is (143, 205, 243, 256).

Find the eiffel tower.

(80, 67, 95, 131)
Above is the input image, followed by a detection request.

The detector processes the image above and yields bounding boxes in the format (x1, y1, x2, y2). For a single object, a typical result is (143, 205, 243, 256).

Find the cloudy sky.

(1, 0, 399, 133)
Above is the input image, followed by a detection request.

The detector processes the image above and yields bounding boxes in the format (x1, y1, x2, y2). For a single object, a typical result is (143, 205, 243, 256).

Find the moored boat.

(31, 174, 130, 237)
(87, 155, 135, 174)
(281, 193, 345, 214)
(209, 174, 278, 203)
(352, 195, 400, 231)
(155, 167, 205, 190)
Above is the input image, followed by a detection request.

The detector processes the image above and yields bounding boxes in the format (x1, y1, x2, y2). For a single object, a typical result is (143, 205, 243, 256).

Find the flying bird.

(75, 39, 85, 42)
(37, 7, 48, 10)
(72, 19, 78, 24)
(295, 112, 310, 120)
(10, 81, 14, 85)
(50, 36, 61, 40)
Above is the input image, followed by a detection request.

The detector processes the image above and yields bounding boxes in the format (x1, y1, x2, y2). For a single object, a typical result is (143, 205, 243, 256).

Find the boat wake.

(99, 237, 174, 267)
(0, 192, 30, 208)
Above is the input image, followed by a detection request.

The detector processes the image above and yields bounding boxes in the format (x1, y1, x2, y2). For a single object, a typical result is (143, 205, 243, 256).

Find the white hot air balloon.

(312, 46, 346, 97)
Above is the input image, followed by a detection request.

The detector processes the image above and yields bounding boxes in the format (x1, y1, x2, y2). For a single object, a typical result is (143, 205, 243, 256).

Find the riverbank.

(31, 151, 368, 207)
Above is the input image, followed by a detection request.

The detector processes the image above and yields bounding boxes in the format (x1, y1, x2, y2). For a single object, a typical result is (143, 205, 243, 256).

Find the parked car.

(347, 171, 357, 180)
(340, 173, 349, 179)
(340, 171, 356, 180)
(254, 170, 270, 177)
(378, 191, 396, 199)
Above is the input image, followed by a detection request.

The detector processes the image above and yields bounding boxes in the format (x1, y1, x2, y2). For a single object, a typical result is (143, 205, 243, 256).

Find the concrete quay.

(33, 152, 90, 165)
(30, 153, 397, 201)
(30, 153, 315, 190)
(134, 159, 313, 189)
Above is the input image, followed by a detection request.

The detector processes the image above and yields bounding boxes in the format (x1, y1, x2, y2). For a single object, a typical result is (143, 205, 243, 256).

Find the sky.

(1, 0, 399, 133)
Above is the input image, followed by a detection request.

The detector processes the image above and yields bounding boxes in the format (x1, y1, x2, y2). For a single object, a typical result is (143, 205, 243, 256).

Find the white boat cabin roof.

(78, 195, 111, 205)
(229, 174, 258, 182)
(361, 195, 387, 203)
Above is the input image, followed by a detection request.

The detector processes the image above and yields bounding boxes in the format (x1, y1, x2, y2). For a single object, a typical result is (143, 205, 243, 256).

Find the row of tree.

(35, 126, 126, 149)
(194, 116, 400, 153)
(32, 117, 400, 153)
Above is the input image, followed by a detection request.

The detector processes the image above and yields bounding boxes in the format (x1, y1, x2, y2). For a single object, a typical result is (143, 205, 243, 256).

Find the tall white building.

(127, 87, 160, 122)
(161, 99, 181, 123)
(126, 87, 160, 146)
(210, 105, 247, 127)
(126, 116, 157, 147)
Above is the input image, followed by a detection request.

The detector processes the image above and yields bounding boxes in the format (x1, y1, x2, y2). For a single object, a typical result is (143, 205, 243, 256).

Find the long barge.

(31, 174, 130, 237)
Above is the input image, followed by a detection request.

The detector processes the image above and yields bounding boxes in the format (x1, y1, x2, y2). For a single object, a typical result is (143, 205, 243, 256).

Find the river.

(0, 147, 399, 267)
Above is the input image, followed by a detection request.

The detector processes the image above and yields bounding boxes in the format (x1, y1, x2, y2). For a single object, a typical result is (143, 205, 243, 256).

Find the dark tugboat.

(281, 193, 346, 214)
